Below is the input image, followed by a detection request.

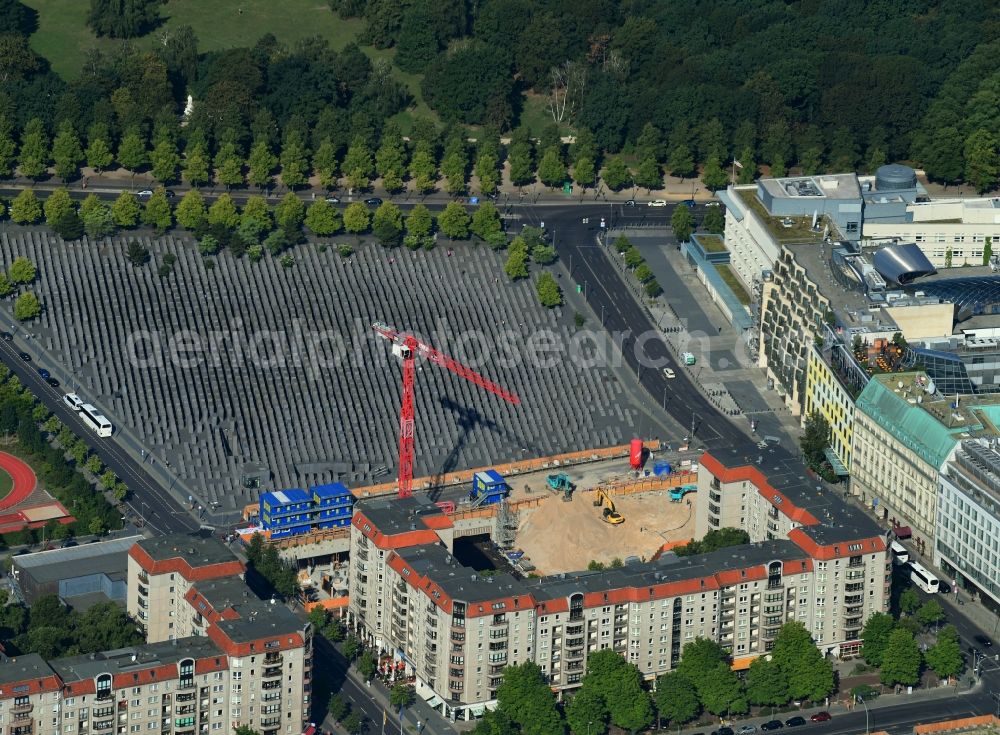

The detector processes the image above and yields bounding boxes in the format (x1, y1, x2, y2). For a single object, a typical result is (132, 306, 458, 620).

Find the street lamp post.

(856, 695, 869, 735)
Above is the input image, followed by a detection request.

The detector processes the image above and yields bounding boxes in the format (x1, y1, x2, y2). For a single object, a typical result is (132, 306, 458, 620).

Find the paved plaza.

(0, 230, 645, 511)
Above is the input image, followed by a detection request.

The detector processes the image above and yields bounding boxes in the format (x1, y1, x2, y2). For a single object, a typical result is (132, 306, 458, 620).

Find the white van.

(63, 393, 84, 411)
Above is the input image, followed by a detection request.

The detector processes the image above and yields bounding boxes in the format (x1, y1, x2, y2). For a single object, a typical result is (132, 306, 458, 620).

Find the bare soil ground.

(514, 490, 697, 575)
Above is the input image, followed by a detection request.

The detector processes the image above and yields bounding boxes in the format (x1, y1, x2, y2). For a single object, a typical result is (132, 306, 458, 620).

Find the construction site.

(236, 322, 705, 608)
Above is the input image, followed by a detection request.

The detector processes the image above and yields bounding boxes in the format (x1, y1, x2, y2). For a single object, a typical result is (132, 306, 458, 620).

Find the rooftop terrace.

(736, 189, 832, 245)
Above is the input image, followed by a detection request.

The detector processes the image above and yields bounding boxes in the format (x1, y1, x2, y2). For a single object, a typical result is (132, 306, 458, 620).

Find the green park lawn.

(0, 467, 12, 504)
(22, 0, 435, 125)
(23, 0, 367, 79)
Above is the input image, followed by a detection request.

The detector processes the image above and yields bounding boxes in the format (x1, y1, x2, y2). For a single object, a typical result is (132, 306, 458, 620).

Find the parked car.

(761, 721, 784, 731)
(46, 377, 60, 388)
(663, 367, 676, 379)
(975, 634, 993, 648)
(680, 198, 697, 207)
(364, 197, 383, 207)
(18, 352, 30, 361)
(785, 717, 806, 728)
(136, 190, 154, 199)
(37, 368, 50, 379)
(738, 726, 757, 735)
(648, 199, 668, 207)
(61, 539, 78, 548)
(706, 201, 721, 207)
(711, 728, 734, 735)
(810, 712, 831, 723)
(325, 196, 340, 204)
(624, 199, 637, 207)
(164, 190, 176, 198)
(0, 332, 12, 341)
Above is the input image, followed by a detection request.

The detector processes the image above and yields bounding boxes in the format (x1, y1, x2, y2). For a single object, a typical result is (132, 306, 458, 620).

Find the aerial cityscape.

(0, 2, 1000, 735)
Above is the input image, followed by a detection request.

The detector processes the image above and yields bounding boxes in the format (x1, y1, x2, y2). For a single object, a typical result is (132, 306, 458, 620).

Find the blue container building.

(312, 482, 354, 529)
(259, 488, 313, 538)
(470, 469, 508, 505)
(259, 483, 355, 537)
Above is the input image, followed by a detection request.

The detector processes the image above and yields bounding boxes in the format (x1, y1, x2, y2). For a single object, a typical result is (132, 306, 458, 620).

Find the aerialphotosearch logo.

(122, 317, 748, 377)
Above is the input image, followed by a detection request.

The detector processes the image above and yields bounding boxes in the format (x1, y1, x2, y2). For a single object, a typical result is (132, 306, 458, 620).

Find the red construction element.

(630, 438, 643, 470)
(0, 451, 37, 511)
(373, 322, 520, 499)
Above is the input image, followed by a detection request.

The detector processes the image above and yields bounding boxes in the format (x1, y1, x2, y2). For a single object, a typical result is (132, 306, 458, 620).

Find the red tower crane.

(373, 322, 520, 499)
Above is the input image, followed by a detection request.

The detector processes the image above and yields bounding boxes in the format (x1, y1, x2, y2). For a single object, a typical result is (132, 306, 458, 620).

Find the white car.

(648, 199, 668, 207)
(62, 392, 84, 411)
(706, 201, 721, 207)
(136, 190, 154, 199)
(663, 367, 676, 379)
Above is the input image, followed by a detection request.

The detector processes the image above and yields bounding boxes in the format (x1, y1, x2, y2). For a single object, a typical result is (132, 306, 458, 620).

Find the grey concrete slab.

(1, 231, 647, 500)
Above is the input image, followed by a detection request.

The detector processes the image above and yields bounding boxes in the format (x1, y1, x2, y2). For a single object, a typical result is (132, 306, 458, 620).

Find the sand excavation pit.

(515, 490, 697, 575)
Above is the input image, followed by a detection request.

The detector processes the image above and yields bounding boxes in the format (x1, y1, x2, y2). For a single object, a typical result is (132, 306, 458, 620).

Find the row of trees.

(860, 597, 961, 686)
(0, 112, 728, 195)
(475, 623, 836, 735)
(3, 186, 505, 255)
(0, 365, 124, 545)
(612, 235, 663, 298)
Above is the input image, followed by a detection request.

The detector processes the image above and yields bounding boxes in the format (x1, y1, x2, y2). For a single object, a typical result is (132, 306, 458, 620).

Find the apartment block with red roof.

(347, 447, 888, 722)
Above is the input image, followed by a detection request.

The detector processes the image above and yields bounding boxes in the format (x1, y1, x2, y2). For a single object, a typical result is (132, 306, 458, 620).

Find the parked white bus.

(79, 404, 113, 437)
(890, 541, 910, 566)
(908, 560, 940, 593)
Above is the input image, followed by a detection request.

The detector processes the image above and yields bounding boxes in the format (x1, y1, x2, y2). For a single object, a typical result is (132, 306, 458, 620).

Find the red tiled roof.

(129, 544, 245, 582)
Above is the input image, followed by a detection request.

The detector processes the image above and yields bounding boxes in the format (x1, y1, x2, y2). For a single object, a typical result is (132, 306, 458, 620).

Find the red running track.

(0, 451, 36, 511)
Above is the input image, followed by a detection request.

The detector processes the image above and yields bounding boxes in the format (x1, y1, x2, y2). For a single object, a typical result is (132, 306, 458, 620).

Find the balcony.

(93, 722, 114, 732)
(177, 678, 196, 691)
(709, 490, 721, 503)
(10, 725, 33, 735)
(263, 666, 282, 678)
(260, 717, 281, 728)
(138, 571, 149, 584)
(844, 594, 863, 605)
(489, 629, 507, 639)
(844, 618, 863, 630)
(96, 691, 114, 702)
(262, 681, 281, 691)
(845, 583, 864, 593)
(11, 703, 32, 715)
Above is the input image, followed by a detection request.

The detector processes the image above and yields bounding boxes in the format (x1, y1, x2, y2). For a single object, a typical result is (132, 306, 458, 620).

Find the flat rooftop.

(354, 494, 448, 535)
(13, 535, 142, 584)
(136, 533, 237, 566)
(735, 189, 831, 245)
(212, 600, 304, 642)
(0, 653, 53, 687)
(783, 240, 875, 322)
(871, 372, 1000, 434)
(529, 539, 810, 602)
(51, 637, 223, 683)
(706, 441, 884, 544)
(759, 174, 861, 201)
(395, 535, 812, 606)
(396, 544, 524, 604)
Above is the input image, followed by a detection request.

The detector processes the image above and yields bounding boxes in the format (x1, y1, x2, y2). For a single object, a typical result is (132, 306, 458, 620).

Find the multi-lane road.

(0, 336, 198, 534)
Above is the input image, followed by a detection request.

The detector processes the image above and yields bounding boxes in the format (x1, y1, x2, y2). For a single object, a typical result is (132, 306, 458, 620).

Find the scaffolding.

(493, 497, 518, 549)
